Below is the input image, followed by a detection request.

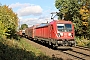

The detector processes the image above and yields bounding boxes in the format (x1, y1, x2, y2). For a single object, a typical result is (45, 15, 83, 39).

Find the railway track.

(61, 50, 90, 60)
(31, 38, 90, 60)
(58, 46, 90, 60)
(74, 46, 90, 51)
(24, 38, 90, 60)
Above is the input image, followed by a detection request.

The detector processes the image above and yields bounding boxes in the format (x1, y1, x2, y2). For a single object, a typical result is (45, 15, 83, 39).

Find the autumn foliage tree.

(20, 24, 28, 30)
(55, 0, 90, 38)
(0, 5, 18, 38)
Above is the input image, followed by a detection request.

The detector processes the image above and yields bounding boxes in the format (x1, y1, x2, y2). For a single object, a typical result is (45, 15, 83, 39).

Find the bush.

(87, 42, 90, 48)
(76, 36, 90, 47)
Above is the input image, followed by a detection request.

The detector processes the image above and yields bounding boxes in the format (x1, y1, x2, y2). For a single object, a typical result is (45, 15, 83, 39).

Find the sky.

(0, 0, 58, 27)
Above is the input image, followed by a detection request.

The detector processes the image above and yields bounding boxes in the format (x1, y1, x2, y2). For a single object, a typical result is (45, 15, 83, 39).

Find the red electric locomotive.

(35, 20, 75, 47)
(25, 20, 75, 48)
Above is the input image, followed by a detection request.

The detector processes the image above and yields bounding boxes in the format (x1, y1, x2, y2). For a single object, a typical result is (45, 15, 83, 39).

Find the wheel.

(52, 42, 58, 50)
(49, 41, 51, 46)
(74, 42, 76, 46)
(70, 42, 76, 47)
(53, 44, 58, 50)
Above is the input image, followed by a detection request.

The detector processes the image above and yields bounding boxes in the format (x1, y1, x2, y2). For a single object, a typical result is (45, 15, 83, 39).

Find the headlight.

(60, 33, 63, 36)
(68, 33, 71, 36)
(68, 33, 73, 37)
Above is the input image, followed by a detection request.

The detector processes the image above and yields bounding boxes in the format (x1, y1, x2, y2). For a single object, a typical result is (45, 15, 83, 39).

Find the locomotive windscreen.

(57, 24, 72, 32)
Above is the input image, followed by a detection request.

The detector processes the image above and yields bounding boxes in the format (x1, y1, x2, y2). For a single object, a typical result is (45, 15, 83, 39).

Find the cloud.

(19, 17, 52, 27)
(9, 2, 57, 27)
(9, 3, 43, 16)
(9, 2, 31, 8)
(17, 5, 43, 16)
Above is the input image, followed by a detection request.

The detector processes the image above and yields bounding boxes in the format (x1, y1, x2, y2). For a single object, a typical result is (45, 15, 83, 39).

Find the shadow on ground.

(0, 41, 65, 60)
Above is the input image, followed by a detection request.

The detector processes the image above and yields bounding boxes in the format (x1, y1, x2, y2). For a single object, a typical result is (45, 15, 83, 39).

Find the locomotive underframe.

(56, 39, 76, 46)
(34, 36, 75, 47)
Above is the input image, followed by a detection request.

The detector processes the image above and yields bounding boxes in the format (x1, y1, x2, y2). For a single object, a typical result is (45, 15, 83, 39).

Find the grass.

(0, 37, 52, 60)
(19, 38, 42, 56)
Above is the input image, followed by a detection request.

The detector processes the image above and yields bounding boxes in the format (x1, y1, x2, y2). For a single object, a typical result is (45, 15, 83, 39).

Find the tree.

(55, 0, 90, 38)
(0, 20, 4, 37)
(0, 5, 18, 38)
(20, 24, 28, 30)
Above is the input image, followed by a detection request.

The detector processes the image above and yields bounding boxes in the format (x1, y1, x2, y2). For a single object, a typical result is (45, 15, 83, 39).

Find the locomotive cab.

(57, 23, 73, 38)
(55, 21, 75, 47)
